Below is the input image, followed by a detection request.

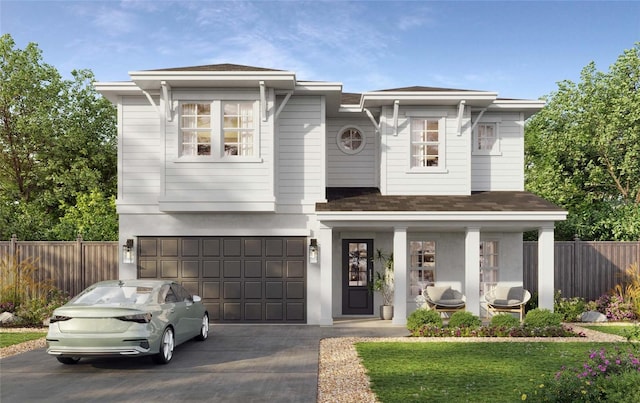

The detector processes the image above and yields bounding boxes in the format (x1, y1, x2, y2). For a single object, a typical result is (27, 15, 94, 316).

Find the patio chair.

(484, 285, 531, 321)
(424, 285, 466, 314)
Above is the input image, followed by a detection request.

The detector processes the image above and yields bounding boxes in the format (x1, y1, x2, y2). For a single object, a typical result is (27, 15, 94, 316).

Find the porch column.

(465, 227, 481, 316)
(318, 225, 334, 325)
(392, 226, 408, 325)
(538, 225, 555, 311)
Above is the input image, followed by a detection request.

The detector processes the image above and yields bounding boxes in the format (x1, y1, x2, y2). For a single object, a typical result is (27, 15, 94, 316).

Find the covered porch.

(312, 190, 567, 326)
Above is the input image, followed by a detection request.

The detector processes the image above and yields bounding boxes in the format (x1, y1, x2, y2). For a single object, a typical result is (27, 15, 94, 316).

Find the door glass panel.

(347, 242, 368, 286)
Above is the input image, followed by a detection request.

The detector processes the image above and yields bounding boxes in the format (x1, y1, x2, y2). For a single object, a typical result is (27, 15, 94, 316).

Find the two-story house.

(96, 64, 566, 325)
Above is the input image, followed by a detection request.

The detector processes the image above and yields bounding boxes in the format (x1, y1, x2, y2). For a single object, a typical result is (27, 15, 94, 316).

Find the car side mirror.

(192, 295, 202, 303)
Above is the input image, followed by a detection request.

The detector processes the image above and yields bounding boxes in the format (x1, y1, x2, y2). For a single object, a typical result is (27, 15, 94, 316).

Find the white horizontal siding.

(382, 106, 470, 195)
(471, 113, 524, 191)
(121, 96, 161, 198)
(276, 96, 324, 204)
(326, 118, 377, 188)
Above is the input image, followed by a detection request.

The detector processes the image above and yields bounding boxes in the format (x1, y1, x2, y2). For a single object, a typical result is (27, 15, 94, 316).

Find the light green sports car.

(46, 279, 209, 365)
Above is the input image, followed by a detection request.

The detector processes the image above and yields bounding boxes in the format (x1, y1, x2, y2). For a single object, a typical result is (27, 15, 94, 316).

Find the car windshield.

(70, 285, 154, 306)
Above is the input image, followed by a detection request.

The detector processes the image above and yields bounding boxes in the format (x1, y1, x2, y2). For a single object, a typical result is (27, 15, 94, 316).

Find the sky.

(1, 0, 639, 100)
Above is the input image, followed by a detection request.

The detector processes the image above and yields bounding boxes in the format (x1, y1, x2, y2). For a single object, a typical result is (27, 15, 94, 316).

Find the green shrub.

(489, 313, 521, 328)
(15, 288, 69, 326)
(407, 309, 443, 333)
(554, 291, 587, 322)
(447, 311, 481, 329)
(523, 308, 563, 328)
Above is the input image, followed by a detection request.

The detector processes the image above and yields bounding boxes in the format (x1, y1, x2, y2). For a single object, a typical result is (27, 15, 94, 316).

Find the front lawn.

(0, 331, 47, 348)
(355, 342, 625, 403)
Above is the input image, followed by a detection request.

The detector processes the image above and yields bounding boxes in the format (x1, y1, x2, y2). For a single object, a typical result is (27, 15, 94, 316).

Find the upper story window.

(181, 103, 211, 156)
(223, 102, 254, 156)
(179, 100, 259, 160)
(473, 122, 500, 155)
(410, 117, 445, 169)
(337, 126, 366, 154)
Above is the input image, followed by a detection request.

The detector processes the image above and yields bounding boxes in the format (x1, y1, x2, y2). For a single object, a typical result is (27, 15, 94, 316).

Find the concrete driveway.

(1, 322, 407, 403)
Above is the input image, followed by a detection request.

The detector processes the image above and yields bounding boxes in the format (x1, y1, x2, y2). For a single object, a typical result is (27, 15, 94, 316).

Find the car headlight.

(117, 313, 152, 323)
(49, 315, 72, 323)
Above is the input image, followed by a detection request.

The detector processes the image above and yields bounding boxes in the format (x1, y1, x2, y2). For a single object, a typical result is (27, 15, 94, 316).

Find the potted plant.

(372, 249, 394, 320)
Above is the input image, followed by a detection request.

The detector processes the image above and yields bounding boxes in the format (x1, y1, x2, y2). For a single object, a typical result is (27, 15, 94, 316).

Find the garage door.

(137, 237, 306, 323)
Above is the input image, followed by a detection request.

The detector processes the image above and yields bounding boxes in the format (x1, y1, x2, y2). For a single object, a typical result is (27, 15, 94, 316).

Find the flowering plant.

(0, 301, 16, 313)
(593, 294, 636, 321)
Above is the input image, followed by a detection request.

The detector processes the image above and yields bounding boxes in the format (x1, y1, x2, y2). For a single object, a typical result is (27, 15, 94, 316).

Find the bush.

(489, 313, 520, 329)
(554, 290, 587, 322)
(407, 309, 443, 333)
(447, 311, 481, 329)
(524, 308, 563, 328)
(521, 346, 640, 402)
(15, 288, 69, 326)
(592, 293, 636, 321)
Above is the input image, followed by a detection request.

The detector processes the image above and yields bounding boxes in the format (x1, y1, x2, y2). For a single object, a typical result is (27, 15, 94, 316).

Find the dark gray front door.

(342, 239, 373, 315)
(137, 237, 306, 323)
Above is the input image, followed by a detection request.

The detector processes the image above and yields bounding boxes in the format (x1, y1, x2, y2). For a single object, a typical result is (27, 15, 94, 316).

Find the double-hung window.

(473, 122, 500, 155)
(409, 116, 446, 170)
(479, 241, 499, 296)
(409, 240, 436, 297)
(179, 100, 258, 160)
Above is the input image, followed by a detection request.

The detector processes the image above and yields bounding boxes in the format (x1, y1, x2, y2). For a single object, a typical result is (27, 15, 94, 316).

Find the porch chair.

(484, 285, 531, 321)
(424, 285, 466, 314)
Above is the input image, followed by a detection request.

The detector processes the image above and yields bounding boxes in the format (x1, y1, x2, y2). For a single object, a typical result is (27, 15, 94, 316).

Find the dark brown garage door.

(137, 237, 306, 323)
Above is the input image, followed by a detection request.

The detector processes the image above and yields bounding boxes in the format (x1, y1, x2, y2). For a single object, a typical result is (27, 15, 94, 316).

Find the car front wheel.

(152, 327, 174, 365)
(195, 313, 209, 341)
(56, 356, 80, 365)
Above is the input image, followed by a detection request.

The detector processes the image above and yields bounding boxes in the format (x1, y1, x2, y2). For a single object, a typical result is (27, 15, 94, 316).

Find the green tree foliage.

(525, 43, 640, 240)
(52, 189, 117, 241)
(0, 34, 117, 240)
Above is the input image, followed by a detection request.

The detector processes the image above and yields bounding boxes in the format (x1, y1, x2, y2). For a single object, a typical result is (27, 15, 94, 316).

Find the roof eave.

(128, 70, 298, 90)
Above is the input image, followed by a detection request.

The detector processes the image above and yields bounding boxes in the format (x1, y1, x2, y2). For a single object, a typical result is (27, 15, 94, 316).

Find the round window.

(337, 126, 366, 154)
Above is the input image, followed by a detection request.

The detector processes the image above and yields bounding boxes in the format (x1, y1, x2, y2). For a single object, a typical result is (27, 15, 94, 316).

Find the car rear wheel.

(195, 313, 209, 341)
(152, 327, 174, 365)
(56, 356, 80, 365)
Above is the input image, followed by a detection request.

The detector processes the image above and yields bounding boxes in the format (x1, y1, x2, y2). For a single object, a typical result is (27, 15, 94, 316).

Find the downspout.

(392, 100, 399, 136)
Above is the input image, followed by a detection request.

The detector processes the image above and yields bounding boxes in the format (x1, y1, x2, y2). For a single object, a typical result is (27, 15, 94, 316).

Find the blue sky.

(2, 0, 639, 99)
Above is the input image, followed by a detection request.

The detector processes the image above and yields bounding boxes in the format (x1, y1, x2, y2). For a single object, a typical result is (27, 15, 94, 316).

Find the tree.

(525, 43, 640, 240)
(0, 34, 117, 240)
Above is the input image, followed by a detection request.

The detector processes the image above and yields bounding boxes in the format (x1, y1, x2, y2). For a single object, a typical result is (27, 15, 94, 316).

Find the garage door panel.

(203, 261, 220, 277)
(161, 261, 178, 278)
(224, 282, 241, 299)
(138, 236, 306, 323)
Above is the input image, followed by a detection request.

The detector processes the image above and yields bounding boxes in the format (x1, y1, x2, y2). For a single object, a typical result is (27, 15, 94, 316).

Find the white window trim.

(408, 116, 447, 173)
(175, 99, 261, 163)
(472, 121, 502, 156)
(408, 240, 436, 298)
(336, 125, 366, 155)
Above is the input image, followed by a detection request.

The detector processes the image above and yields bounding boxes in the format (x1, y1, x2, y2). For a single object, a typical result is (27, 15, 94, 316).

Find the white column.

(538, 225, 555, 311)
(464, 227, 481, 316)
(392, 227, 408, 325)
(318, 225, 333, 325)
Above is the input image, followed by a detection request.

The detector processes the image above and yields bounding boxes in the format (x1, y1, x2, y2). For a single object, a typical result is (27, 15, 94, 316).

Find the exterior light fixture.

(309, 239, 318, 264)
(123, 239, 134, 264)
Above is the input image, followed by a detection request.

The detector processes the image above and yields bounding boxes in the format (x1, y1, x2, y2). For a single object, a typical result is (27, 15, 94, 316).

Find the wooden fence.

(0, 235, 118, 297)
(1, 236, 639, 301)
(524, 239, 640, 301)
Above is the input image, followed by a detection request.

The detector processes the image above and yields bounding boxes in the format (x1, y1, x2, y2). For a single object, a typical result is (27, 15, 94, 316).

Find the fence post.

(76, 235, 83, 295)
(10, 234, 17, 257)
(573, 236, 581, 297)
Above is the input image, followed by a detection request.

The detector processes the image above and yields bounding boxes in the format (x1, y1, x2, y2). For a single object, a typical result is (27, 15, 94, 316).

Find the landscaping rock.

(0, 311, 18, 325)
(580, 310, 607, 323)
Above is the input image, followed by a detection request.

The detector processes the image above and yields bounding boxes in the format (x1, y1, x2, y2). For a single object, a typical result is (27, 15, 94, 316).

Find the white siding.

(471, 112, 525, 191)
(326, 118, 377, 188)
(120, 96, 161, 201)
(161, 90, 275, 210)
(276, 96, 325, 206)
(381, 106, 470, 195)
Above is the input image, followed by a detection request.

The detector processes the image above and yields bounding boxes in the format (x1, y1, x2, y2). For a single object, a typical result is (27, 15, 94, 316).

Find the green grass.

(0, 331, 47, 348)
(356, 342, 624, 403)
(580, 324, 636, 337)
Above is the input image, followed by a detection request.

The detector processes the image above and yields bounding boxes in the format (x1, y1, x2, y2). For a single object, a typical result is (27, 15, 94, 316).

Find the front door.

(342, 239, 373, 315)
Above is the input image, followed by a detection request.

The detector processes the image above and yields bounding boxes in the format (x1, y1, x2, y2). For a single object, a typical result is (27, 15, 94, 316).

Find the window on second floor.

(473, 122, 501, 155)
(410, 117, 445, 169)
(180, 100, 258, 160)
